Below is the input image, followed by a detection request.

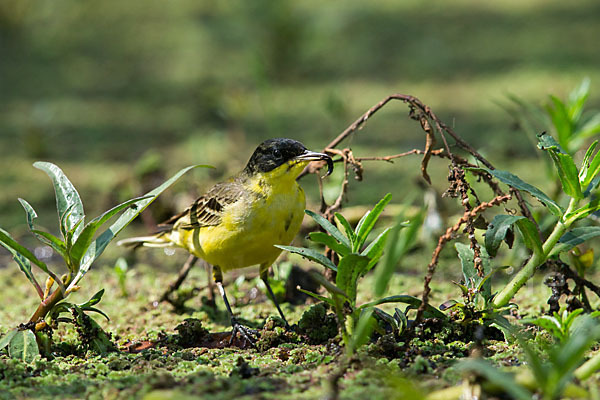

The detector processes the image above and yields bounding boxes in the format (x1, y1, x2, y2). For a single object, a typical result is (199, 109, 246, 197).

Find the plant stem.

(29, 287, 65, 325)
(574, 351, 600, 381)
(493, 198, 578, 308)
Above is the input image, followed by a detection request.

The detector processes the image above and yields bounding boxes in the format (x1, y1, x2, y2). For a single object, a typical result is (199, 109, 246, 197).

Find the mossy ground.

(2, 248, 600, 399)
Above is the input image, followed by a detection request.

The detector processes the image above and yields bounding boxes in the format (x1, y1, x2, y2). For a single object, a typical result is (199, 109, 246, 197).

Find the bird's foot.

(229, 318, 259, 348)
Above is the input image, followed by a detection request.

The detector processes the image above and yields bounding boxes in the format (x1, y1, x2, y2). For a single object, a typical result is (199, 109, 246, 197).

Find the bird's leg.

(205, 262, 216, 308)
(213, 266, 258, 346)
(260, 266, 291, 330)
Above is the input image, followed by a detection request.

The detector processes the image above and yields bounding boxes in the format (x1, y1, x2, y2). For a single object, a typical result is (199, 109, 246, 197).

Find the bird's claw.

(229, 318, 259, 348)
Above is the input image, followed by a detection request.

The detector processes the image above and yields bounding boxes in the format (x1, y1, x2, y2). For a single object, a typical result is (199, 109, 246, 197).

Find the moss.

(297, 304, 338, 345)
(255, 317, 300, 352)
(174, 318, 209, 348)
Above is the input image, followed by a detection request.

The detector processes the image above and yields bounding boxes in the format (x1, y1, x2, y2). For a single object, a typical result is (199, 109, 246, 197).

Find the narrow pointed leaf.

(18, 198, 66, 257)
(358, 294, 447, 319)
(79, 289, 105, 308)
(546, 96, 572, 148)
(0, 228, 64, 294)
(297, 287, 335, 307)
(455, 243, 491, 299)
(84, 307, 110, 321)
(549, 227, 600, 256)
(480, 168, 564, 216)
(579, 140, 598, 184)
(305, 210, 351, 249)
(457, 359, 533, 400)
(71, 165, 207, 286)
(355, 193, 392, 251)
(361, 227, 390, 272)
(275, 245, 337, 271)
(335, 212, 356, 247)
(308, 271, 349, 299)
(70, 196, 152, 266)
(349, 308, 375, 353)
(567, 77, 590, 121)
(34, 162, 85, 239)
(308, 231, 350, 257)
(581, 145, 600, 188)
(335, 253, 369, 305)
(564, 198, 600, 223)
(543, 146, 583, 199)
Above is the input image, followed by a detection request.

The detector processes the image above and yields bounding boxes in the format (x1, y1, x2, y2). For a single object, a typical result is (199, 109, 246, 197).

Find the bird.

(118, 138, 333, 345)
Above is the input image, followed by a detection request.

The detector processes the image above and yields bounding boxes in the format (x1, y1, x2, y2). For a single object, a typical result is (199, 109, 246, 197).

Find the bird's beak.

(295, 150, 334, 176)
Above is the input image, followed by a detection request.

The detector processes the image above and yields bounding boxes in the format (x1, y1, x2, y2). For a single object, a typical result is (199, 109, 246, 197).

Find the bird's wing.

(159, 180, 245, 229)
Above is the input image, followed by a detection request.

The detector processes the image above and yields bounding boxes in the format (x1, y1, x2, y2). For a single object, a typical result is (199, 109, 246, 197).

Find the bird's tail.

(117, 233, 173, 249)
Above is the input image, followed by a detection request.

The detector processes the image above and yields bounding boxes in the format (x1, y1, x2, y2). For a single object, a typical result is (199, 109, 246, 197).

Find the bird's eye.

(272, 149, 282, 159)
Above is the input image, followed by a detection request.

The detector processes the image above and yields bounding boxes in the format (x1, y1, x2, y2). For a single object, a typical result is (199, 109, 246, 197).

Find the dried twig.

(415, 194, 512, 325)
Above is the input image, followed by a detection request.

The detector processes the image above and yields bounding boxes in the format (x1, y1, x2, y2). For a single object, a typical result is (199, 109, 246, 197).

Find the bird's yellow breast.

(178, 163, 307, 272)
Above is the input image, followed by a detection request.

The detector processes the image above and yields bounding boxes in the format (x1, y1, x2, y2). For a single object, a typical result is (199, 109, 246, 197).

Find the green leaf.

(349, 308, 375, 354)
(0, 329, 18, 351)
(577, 114, 600, 141)
(0, 228, 65, 294)
(522, 315, 563, 340)
(549, 227, 600, 256)
(581, 143, 600, 188)
(457, 359, 533, 400)
(564, 198, 600, 223)
(79, 289, 105, 309)
(481, 168, 564, 216)
(84, 307, 110, 321)
(18, 198, 67, 258)
(297, 288, 334, 307)
(276, 245, 337, 271)
(334, 212, 356, 247)
(485, 215, 524, 257)
(8, 330, 39, 362)
(354, 193, 392, 252)
(307, 270, 349, 299)
(537, 134, 583, 199)
(305, 210, 351, 249)
(361, 227, 390, 272)
(567, 77, 590, 122)
(71, 165, 206, 287)
(308, 231, 350, 257)
(34, 162, 85, 240)
(546, 95, 573, 149)
(579, 140, 598, 184)
(358, 294, 447, 320)
(552, 150, 583, 199)
(373, 212, 418, 298)
(455, 243, 491, 299)
(70, 195, 152, 266)
(335, 254, 369, 305)
(515, 218, 543, 255)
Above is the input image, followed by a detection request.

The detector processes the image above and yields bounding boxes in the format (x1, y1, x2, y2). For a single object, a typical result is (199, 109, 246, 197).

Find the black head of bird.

(243, 138, 333, 176)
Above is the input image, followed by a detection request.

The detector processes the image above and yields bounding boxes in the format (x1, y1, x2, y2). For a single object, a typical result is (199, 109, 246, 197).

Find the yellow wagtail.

(119, 138, 333, 344)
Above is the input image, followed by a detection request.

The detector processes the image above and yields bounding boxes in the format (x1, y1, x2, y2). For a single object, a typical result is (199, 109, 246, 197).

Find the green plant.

(439, 243, 513, 331)
(278, 193, 445, 355)
(521, 307, 600, 344)
(478, 132, 600, 308)
(113, 257, 129, 297)
(502, 78, 600, 156)
(452, 316, 600, 400)
(0, 161, 204, 359)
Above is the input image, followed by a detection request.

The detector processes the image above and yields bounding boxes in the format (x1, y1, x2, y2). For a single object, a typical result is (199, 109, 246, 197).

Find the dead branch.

(415, 194, 512, 325)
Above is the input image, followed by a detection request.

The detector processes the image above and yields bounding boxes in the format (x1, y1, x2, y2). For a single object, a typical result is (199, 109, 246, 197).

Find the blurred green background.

(1, 0, 599, 241)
